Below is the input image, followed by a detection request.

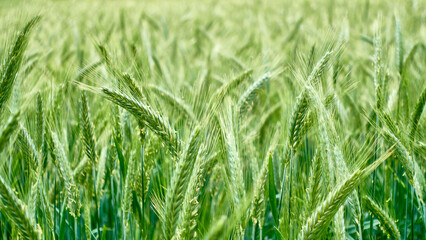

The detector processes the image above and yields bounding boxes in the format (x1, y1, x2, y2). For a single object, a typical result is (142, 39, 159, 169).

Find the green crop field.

(0, 0, 425, 239)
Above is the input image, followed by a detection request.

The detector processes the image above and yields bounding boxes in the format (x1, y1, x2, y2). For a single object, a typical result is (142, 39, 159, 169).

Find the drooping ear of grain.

(102, 87, 180, 156)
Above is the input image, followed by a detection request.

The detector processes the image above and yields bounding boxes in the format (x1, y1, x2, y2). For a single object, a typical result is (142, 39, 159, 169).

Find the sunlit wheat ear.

(0, 16, 40, 115)
(97, 44, 144, 99)
(101, 87, 180, 156)
(96, 44, 121, 79)
(16, 125, 41, 223)
(298, 149, 393, 240)
(283, 50, 332, 166)
(163, 126, 201, 239)
(307, 51, 332, 86)
(0, 175, 41, 240)
(373, 34, 383, 110)
(121, 72, 144, 100)
(219, 107, 245, 207)
(362, 195, 401, 240)
(173, 145, 212, 240)
(286, 92, 310, 158)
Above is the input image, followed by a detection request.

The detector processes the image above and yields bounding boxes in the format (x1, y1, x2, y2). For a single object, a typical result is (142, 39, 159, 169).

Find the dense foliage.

(0, 0, 425, 239)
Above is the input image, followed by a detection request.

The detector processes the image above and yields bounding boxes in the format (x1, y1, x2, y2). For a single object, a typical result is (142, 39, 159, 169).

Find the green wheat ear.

(0, 16, 40, 115)
(250, 152, 269, 228)
(409, 87, 425, 140)
(173, 145, 214, 240)
(237, 72, 271, 116)
(163, 125, 202, 239)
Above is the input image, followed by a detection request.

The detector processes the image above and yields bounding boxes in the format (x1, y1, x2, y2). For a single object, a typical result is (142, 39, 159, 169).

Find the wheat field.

(0, 0, 425, 239)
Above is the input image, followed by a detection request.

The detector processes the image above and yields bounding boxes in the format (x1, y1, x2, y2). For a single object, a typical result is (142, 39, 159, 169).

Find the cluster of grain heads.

(0, 16, 42, 240)
(298, 148, 393, 240)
